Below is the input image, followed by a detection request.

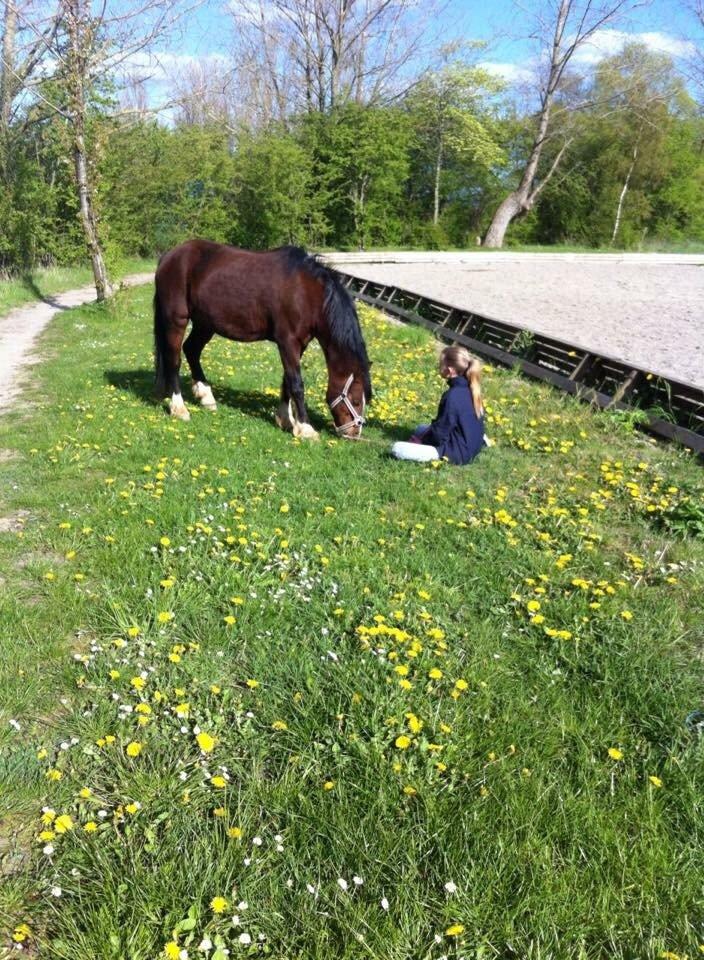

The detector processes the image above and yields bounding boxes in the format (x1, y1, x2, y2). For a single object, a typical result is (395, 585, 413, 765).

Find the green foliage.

(512, 44, 704, 249)
(234, 126, 326, 249)
(659, 497, 704, 539)
(1, 37, 703, 270)
(311, 103, 411, 249)
(102, 123, 238, 257)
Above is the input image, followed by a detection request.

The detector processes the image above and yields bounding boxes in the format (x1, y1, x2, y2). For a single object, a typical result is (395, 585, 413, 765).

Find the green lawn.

(0, 259, 154, 315)
(0, 286, 702, 960)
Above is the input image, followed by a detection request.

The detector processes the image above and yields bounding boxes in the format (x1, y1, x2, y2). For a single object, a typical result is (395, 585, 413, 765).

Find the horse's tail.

(153, 284, 169, 399)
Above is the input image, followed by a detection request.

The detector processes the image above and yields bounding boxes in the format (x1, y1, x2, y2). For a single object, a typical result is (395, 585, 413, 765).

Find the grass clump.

(0, 287, 703, 959)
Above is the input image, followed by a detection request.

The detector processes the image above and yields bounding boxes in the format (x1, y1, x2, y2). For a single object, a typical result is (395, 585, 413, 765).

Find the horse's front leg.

(275, 375, 295, 432)
(276, 342, 318, 441)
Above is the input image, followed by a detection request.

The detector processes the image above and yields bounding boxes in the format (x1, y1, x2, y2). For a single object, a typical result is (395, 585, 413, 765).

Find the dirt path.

(0, 272, 153, 415)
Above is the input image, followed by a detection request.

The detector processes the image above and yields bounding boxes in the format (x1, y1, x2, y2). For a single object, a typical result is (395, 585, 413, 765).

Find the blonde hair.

(440, 345, 483, 417)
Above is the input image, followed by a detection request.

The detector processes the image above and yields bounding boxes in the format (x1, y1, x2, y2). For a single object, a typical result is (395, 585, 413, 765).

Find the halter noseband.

(329, 373, 366, 436)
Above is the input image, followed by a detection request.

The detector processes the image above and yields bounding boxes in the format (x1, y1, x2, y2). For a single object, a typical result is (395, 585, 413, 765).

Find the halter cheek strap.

(329, 373, 366, 436)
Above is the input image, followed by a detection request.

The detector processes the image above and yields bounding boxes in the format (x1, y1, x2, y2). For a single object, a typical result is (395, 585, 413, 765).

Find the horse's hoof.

(170, 403, 191, 421)
(193, 382, 217, 410)
(275, 402, 294, 432)
(293, 422, 319, 441)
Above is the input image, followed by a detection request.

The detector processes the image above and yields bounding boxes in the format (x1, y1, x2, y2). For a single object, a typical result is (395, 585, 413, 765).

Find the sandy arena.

(327, 252, 704, 390)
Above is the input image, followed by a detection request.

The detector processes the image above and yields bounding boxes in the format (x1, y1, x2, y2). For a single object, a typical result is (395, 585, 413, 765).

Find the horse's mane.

(277, 246, 372, 400)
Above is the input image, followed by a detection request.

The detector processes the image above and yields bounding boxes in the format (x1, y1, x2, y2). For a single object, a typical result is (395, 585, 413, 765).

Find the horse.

(153, 239, 372, 439)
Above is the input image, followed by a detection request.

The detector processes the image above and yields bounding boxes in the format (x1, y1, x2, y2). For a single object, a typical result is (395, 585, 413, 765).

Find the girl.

(391, 345, 485, 465)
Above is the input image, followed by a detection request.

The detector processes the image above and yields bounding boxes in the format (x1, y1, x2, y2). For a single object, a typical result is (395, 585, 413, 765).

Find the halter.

(329, 373, 366, 436)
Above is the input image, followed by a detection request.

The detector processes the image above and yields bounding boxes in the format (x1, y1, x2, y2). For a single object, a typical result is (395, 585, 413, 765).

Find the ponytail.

(439, 345, 484, 418)
(467, 357, 483, 418)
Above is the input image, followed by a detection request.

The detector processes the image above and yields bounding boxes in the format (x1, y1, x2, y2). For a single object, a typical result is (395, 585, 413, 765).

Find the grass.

(0, 258, 154, 315)
(0, 286, 703, 960)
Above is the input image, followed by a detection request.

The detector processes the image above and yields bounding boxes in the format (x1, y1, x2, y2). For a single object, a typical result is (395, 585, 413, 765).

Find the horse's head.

(327, 371, 370, 439)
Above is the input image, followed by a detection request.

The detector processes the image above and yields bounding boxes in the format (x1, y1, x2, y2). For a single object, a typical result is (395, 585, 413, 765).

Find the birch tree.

(49, 0, 197, 300)
(483, 0, 643, 248)
(0, 1, 61, 172)
(592, 44, 683, 245)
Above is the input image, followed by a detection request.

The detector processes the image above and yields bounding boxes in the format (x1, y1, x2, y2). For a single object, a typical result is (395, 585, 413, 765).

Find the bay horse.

(153, 239, 372, 439)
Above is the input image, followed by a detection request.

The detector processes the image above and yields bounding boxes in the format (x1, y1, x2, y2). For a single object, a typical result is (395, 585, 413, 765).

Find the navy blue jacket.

(425, 377, 484, 465)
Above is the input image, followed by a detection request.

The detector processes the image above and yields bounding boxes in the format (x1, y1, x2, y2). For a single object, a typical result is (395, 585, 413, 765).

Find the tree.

(45, 0, 197, 299)
(0, 1, 61, 174)
(591, 44, 686, 244)
(314, 103, 410, 248)
(228, 0, 445, 122)
(405, 44, 505, 227)
(483, 0, 641, 248)
(233, 125, 325, 248)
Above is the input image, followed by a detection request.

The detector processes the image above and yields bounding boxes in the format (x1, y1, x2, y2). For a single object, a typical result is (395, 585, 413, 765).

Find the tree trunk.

(0, 0, 17, 176)
(65, 0, 112, 301)
(610, 137, 640, 246)
(73, 128, 111, 301)
(483, 0, 570, 248)
(483, 193, 525, 248)
(0, 0, 17, 133)
(433, 138, 443, 226)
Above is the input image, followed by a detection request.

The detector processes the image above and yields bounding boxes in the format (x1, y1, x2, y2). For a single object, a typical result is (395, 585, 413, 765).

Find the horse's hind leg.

(166, 319, 190, 421)
(184, 326, 217, 411)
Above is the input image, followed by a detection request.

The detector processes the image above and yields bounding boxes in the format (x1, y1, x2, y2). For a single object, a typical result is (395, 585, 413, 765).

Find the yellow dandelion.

(446, 924, 465, 937)
(608, 747, 624, 761)
(210, 896, 228, 913)
(395, 735, 411, 750)
(126, 741, 143, 757)
(196, 732, 217, 753)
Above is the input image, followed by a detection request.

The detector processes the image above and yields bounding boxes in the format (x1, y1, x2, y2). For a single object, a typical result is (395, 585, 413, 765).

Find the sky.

(133, 0, 702, 111)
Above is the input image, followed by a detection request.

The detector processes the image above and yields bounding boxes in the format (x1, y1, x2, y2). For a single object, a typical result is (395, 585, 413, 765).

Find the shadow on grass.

(103, 368, 330, 434)
(104, 368, 413, 444)
(19, 273, 82, 310)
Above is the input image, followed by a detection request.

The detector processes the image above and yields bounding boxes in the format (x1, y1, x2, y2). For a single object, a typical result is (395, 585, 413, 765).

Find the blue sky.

(136, 0, 702, 109)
